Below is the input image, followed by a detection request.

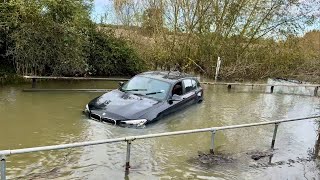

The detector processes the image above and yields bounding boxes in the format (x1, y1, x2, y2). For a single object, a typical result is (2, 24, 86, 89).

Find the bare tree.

(111, 0, 319, 76)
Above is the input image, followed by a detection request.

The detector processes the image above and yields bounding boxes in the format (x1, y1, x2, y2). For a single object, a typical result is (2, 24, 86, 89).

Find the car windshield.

(121, 76, 171, 100)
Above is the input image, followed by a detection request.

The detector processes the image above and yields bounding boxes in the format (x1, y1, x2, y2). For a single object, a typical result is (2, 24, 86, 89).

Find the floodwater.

(0, 79, 320, 180)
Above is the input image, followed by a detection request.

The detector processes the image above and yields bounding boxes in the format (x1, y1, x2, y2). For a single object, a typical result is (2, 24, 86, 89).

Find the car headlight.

(120, 119, 147, 126)
(84, 104, 89, 112)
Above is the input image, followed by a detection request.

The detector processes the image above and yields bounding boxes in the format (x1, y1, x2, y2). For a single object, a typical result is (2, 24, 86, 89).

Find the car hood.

(88, 89, 161, 120)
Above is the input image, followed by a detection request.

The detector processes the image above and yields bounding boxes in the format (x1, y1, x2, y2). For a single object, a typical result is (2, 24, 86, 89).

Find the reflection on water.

(0, 79, 319, 179)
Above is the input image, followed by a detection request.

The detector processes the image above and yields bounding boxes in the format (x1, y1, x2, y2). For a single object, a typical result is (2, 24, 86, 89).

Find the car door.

(180, 79, 198, 108)
(160, 81, 185, 117)
(159, 79, 198, 118)
(193, 79, 203, 102)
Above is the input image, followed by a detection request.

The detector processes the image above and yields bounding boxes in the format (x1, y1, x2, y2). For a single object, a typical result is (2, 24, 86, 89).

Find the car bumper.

(83, 104, 147, 127)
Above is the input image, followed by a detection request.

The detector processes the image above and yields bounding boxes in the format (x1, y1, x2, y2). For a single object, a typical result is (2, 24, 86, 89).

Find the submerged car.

(84, 71, 203, 126)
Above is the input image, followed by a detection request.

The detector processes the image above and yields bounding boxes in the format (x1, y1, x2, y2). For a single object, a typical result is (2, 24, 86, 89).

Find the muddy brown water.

(0, 79, 320, 179)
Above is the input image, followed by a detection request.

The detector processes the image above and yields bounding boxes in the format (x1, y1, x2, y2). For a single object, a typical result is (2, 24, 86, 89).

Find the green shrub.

(0, 0, 145, 78)
(87, 29, 145, 76)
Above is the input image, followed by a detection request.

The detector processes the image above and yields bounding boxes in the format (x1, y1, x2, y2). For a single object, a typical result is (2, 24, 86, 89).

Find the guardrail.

(1, 115, 320, 180)
(23, 76, 320, 96)
(201, 82, 320, 96)
(22, 88, 112, 92)
(23, 76, 129, 88)
(23, 76, 129, 81)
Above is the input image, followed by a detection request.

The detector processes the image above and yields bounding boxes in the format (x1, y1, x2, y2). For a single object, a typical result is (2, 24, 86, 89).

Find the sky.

(92, 0, 116, 23)
(92, 0, 319, 32)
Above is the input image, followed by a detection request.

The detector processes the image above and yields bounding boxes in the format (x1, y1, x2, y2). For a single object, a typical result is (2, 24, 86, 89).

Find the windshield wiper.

(123, 89, 147, 92)
(145, 91, 164, 95)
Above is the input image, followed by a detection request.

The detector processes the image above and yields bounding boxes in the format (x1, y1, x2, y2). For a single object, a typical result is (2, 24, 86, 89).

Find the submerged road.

(0, 79, 319, 179)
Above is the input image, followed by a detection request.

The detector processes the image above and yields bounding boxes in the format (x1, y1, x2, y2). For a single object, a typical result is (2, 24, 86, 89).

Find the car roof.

(137, 71, 198, 84)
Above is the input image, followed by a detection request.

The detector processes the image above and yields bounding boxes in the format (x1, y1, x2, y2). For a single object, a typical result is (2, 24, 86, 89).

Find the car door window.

(172, 82, 183, 96)
(183, 79, 196, 94)
(191, 79, 198, 89)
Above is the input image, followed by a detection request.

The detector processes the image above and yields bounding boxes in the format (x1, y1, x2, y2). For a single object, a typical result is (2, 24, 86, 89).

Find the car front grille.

(102, 117, 117, 124)
(90, 113, 101, 121)
(89, 112, 119, 124)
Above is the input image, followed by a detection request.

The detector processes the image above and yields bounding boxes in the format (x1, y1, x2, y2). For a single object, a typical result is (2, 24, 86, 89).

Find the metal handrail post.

(210, 130, 216, 154)
(125, 140, 132, 171)
(1, 155, 6, 180)
(271, 123, 280, 149)
(314, 86, 319, 96)
(32, 78, 36, 88)
(270, 86, 274, 93)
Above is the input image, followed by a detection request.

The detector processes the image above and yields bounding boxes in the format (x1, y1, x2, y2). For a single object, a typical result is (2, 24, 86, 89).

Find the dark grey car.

(84, 71, 203, 126)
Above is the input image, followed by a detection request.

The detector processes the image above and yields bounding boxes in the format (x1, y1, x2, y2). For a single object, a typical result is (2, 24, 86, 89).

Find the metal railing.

(23, 76, 129, 89)
(1, 115, 320, 180)
(23, 76, 320, 96)
(22, 89, 112, 92)
(201, 82, 320, 96)
(23, 76, 129, 81)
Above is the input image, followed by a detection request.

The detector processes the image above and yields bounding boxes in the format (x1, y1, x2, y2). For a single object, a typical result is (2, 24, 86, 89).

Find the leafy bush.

(4, 0, 92, 76)
(87, 29, 144, 76)
(0, 0, 144, 78)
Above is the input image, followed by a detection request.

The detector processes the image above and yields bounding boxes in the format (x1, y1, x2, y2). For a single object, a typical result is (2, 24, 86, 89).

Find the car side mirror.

(168, 94, 182, 104)
(119, 81, 124, 88)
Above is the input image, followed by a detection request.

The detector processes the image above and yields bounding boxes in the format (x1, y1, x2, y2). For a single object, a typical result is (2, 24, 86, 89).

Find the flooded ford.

(0, 79, 319, 179)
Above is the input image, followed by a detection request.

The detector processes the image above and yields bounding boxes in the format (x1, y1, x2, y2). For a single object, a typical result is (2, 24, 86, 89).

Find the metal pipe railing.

(0, 157, 5, 180)
(23, 76, 320, 95)
(201, 82, 320, 88)
(210, 130, 216, 154)
(1, 115, 320, 179)
(22, 89, 112, 92)
(125, 140, 132, 170)
(271, 123, 280, 149)
(23, 76, 129, 81)
(23, 76, 129, 89)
